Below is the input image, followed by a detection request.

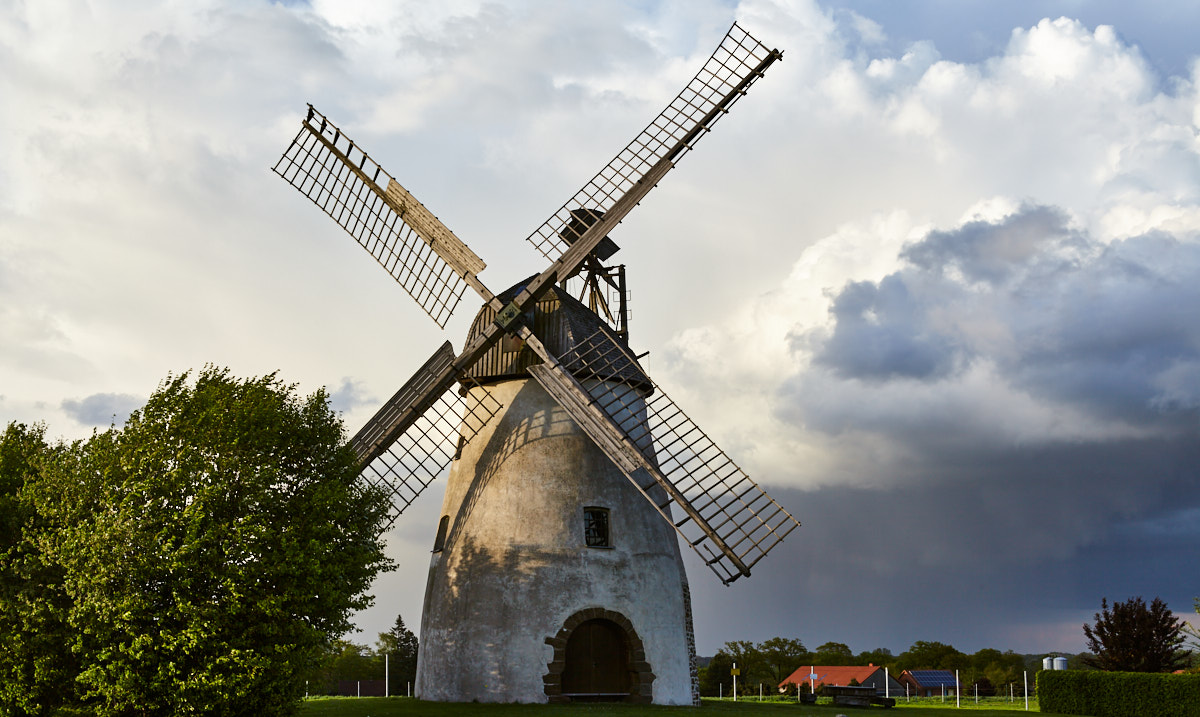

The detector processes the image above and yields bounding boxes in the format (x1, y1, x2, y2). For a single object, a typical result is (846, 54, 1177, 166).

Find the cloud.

(800, 205, 1200, 432)
(899, 205, 1080, 285)
(61, 393, 142, 427)
(806, 273, 967, 381)
(327, 377, 376, 414)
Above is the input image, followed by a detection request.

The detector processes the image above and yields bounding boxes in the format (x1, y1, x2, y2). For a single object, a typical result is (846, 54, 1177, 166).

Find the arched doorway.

(562, 618, 629, 700)
(544, 608, 654, 703)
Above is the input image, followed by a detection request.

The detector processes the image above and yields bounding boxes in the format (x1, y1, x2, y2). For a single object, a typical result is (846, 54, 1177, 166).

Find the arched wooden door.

(561, 618, 630, 700)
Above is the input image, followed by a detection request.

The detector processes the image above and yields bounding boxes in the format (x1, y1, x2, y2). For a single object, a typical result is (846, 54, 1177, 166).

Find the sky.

(3, 0, 1199, 658)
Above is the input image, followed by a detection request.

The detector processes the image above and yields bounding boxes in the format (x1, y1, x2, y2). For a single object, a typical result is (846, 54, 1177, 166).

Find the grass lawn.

(298, 696, 1059, 716)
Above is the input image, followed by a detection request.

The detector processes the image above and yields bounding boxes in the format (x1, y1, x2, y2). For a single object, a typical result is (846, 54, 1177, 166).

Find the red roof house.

(779, 664, 903, 696)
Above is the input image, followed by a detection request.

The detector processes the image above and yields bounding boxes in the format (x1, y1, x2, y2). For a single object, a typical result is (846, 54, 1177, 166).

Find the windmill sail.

(351, 341, 502, 528)
(525, 329, 799, 584)
(274, 106, 486, 328)
(525, 23, 782, 263)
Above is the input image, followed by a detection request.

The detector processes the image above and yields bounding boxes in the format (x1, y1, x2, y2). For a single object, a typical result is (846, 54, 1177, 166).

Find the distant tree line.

(698, 639, 1087, 697)
(700, 594, 1198, 697)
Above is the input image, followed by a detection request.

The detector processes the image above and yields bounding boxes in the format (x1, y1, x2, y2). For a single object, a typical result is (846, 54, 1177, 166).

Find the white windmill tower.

(273, 23, 799, 706)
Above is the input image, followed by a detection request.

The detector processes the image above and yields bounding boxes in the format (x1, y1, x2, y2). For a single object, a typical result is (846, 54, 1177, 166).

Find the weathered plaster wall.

(415, 378, 694, 704)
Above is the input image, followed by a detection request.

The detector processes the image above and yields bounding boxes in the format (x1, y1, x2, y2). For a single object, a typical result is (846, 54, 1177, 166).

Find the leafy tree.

(23, 368, 395, 716)
(698, 651, 734, 696)
(896, 640, 966, 671)
(973, 648, 1024, 690)
(717, 640, 770, 694)
(971, 675, 994, 696)
(856, 647, 895, 667)
(757, 637, 807, 686)
(0, 423, 78, 717)
(1082, 596, 1189, 672)
(324, 640, 377, 687)
(812, 641, 854, 665)
(376, 613, 419, 692)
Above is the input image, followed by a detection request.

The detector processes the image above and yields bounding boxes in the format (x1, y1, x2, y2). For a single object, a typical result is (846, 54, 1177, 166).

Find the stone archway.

(543, 608, 654, 703)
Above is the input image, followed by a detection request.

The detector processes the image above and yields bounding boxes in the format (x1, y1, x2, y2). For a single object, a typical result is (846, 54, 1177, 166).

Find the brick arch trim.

(543, 608, 654, 703)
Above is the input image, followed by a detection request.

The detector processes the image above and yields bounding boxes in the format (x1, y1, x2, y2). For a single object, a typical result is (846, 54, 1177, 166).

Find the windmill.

(273, 23, 799, 705)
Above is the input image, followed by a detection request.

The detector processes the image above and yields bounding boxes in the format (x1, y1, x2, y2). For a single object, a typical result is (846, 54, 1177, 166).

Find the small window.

(433, 515, 449, 553)
(583, 507, 611, 548)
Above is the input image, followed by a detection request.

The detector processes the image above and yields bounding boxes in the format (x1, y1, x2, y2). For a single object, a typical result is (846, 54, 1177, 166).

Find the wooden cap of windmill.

(562, 208, 620, 263)
(461, 276, 649, 388)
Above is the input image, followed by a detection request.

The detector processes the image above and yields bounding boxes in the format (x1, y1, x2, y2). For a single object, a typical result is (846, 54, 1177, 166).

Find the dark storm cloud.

(61, 392, 141, 427)
(1005, 232, 1200, 425)
(804, 206, 1086, 383)
(806, 274, 967, 381)
(802, 204, 1200, 426)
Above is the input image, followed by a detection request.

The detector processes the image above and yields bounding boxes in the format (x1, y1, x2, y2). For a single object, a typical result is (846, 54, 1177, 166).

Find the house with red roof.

(779, 664, 904, 697)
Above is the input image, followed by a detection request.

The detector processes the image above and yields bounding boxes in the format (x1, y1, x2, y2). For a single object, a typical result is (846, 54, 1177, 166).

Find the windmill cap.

(462, 277, 649, 390)
(561, 208, 620, 262)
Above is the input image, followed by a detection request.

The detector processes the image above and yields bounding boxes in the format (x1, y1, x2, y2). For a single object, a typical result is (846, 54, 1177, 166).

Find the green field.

(299, 696, 1056, 716)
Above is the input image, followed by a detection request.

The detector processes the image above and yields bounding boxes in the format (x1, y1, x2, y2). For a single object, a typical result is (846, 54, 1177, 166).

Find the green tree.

(26, 368, 395, 716)
(812, 641, 854, 665)
(757, 637, 807, 687)
(0, 423, 78, 717)
(855, 647, 895, 667)
(721, 640, 766, 692)
(375, 613, 419, 693)
(329, 640, 377, 683)
(303, 638, 382, 695)
(1082, 596, 1189, 672)
(698, 651, 734, 696)
(896, 640, 966, 671)
(971, 648, 1024, 690)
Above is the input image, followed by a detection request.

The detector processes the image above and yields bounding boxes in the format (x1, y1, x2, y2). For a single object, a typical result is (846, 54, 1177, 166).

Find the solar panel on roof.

(909, 670, 957, 687)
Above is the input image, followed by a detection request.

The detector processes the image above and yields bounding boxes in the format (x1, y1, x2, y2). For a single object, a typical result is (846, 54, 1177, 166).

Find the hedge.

(1038, 669, 1200, 717)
